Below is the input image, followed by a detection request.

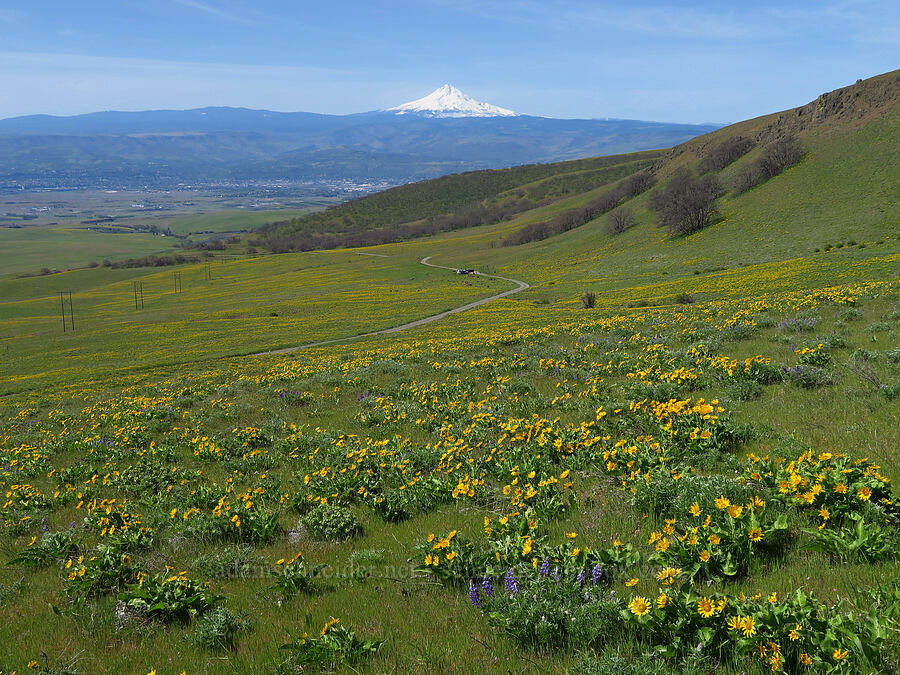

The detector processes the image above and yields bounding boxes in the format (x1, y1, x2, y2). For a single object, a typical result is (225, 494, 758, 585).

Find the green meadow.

(0, 226, 177, 279)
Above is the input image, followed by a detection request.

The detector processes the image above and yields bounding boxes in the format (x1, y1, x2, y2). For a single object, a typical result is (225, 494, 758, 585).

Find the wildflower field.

(1, 236, 899, 674)
(1, 74, 898, 674)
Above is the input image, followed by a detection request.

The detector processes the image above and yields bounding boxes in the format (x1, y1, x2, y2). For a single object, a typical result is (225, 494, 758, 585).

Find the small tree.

(581, 292, 597, 309)
(606, 207, 636, 235)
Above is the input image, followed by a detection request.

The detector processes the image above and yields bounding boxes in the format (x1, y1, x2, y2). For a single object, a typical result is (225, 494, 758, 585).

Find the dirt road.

(259, 256, 528, 355)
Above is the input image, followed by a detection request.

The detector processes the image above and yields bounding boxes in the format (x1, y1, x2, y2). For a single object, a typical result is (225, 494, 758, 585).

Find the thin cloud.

(0, 9, 27, 23)
(765, 0, 900, 45)
(426, 0, 799, 40)
(172, 0, 259, 26)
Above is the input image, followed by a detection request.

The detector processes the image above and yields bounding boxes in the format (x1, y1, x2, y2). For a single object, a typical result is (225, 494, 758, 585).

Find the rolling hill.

(248, 71, 898, 280)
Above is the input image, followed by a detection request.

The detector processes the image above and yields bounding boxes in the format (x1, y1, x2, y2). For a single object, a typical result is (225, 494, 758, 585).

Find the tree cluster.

(649, 168, 722, 236)
(502, 170, 656, 246)
(733, 135, 805, 195)
(106, 252, 213, 269)
(253, 197, 543, 253)
(698, 136, 755, 173)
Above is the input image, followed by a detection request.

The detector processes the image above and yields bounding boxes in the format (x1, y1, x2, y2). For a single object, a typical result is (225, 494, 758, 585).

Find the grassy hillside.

(0, 72, 898, 674)
(251, 151, 664, 251)
(400, 71, 898, 300)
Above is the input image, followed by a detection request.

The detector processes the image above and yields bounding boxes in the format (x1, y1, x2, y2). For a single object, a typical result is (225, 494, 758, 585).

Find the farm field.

(0, 187, 342, 278)
(0, 225, 178, 280)
(0, 73, 898, 674)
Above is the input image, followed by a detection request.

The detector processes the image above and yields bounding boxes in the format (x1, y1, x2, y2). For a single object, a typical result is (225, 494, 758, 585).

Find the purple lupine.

(539, 558, 551, 576)
(552, 566, 561, 581)
(504, 568, 520, 594)
(576, 568, 587, 586)
(469, 581, 482, 608)
(591, 563, 604, 584)
(482, 574, 494, 598)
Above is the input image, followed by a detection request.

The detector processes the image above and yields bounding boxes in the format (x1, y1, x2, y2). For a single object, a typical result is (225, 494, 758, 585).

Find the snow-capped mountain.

(0, 95, 722, 188)
(387, 84, 518, 118)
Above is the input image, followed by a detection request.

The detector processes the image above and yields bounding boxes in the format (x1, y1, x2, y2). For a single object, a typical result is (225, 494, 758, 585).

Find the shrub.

(191, 606, 251, 650)
(632, 471, 756, 519)
(570, 650, 710, 675)
(347, 548, 385, 578)
(837, 307, 863, 322)
(865, 322, 891, 334)
(777, 316, 817, 332)
(481, 568, 622, 650)
(880, 383, 900, 401)
(272, 551, 326, 597)
(728, 378, 763, 401)
(194, 546, 264, 579)
(782, 364, 834, 388)
(582, 292, 597, 309)
(302, 504, 361, 542)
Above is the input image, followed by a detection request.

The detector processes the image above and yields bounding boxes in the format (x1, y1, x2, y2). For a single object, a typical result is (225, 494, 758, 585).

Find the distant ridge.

(387, 84, 518, 118)
(0, 88, 721, 190)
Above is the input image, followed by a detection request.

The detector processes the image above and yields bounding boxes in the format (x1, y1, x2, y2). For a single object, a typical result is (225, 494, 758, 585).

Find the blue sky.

(0, 0, 896, 123)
